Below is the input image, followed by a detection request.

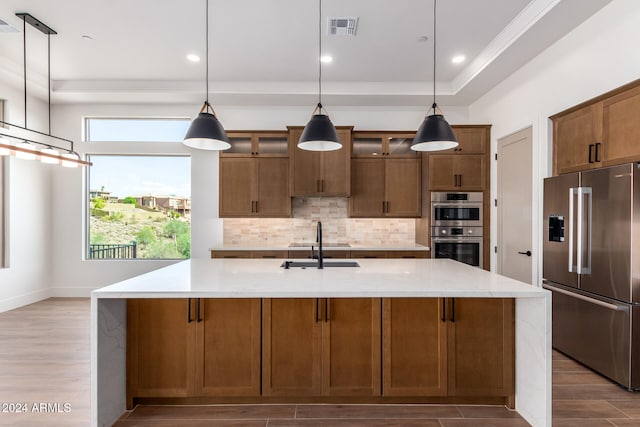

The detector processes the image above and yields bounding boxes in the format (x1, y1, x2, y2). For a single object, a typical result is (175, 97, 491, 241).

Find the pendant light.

(298, 0, 341, 152)
(411, 0, 458, 152)
(183, 0, 230, 151)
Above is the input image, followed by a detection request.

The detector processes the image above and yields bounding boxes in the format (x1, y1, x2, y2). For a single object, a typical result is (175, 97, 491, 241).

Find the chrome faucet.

(316, 221, 323, 269)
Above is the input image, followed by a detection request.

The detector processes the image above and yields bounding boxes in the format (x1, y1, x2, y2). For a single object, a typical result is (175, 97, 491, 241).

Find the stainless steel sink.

(281, 261, 360, 268)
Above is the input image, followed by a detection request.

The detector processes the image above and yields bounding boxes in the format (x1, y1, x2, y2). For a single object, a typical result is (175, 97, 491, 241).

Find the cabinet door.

(455, 155, 485, 191)
(447, 298, 514, 397)
(385, 159, 420, 217)
(290, 128, 321, 196)
(553, 104, 602, 174)
(262, 298, 322, 396)
(322, 298, 381, 396)
(256, 157, 290, 217)
(382, 298, 447, 396)
(428, 155, 457, 189)
(126, 299, 196, 403)
(320, 128, 351, 196)
(195, 299, 261, 396)
(349, 159, 385, 217)
(219, 158, 255, 216)
(603, 84, 640, 166)
(449, 126, 488, 154)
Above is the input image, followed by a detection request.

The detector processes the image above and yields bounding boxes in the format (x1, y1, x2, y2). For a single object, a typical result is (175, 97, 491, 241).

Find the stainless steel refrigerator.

(543, 162, 640, 390)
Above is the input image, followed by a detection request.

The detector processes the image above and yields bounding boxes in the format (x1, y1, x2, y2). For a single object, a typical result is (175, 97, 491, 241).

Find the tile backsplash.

(223, 198, 416, 246)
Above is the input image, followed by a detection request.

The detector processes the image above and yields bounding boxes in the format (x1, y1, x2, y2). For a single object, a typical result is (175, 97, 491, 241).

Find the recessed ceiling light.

(320, 55, 333, 63)
(452, 55, 466, 64)
(81, 35, 93, 41)
(187, 54, 200, 62)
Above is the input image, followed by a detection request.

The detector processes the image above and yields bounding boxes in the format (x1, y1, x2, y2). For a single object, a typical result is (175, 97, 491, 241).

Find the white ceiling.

(0, 0, 612, 107)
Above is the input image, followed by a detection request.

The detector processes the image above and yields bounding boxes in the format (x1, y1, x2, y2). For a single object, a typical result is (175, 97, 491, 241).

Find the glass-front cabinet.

(223, 132, 288, 157)
(352, 132, 418, 158)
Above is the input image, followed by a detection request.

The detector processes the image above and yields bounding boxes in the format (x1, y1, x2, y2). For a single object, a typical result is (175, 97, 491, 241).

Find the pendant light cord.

(317, 0, 322, 110)
(432, 0, 437, 112)
(205, 0, 210, 107)
(23, 17, 27, 128)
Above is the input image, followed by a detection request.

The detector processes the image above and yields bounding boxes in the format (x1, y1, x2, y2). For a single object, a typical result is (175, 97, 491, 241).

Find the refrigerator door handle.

(569, 187, 577, 273)
(543, 284, 626, 311)
(579, 187, 592, 274)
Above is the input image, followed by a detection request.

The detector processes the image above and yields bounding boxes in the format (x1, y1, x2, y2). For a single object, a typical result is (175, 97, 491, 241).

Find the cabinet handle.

(382, 201, 386, 213)
(250, 201, 255, 213)
(321, 179, 325, 192)
(197, 298, 203, 323)
(588, 144, 594, 163)
(595, 142, 601, 162)
(187, 298, 193, 323)
(441, 298, 446, 322)
(255, 200, 259, 213)
(315, 298, 320, 322)
(450, 298, 455, 322)
(385, 201, 390, 213)
(325, 298, 330, 322)
(458, 174, 462, 187)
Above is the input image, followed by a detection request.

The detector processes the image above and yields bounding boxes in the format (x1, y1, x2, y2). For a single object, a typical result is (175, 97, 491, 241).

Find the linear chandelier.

(0, 13, 91, 168)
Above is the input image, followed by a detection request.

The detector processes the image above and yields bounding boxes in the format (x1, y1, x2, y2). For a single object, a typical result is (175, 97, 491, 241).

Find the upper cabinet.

(552, 80, 640, 175)
(350, 132, 421, 218)
(219, 132, 290, 217)
(289, 126, 352, 197)
(427, 126, 490, 191)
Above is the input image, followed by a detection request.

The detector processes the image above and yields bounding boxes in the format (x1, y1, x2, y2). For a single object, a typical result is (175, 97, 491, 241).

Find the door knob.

(518, 250, 532, 257)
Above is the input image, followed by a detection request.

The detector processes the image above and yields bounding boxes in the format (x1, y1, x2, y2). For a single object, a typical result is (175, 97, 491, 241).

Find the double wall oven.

(431, 192, 483, 268)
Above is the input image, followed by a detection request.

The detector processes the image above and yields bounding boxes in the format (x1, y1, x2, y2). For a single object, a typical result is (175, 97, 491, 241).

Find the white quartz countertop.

(209, 244, 430, 251)
(92, 258, 546, 299)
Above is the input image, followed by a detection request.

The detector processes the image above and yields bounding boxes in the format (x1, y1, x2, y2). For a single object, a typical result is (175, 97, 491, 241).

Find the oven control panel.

(431, 226, 483, 237)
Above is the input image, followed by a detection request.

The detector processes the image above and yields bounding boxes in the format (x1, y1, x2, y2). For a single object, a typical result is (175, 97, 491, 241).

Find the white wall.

(50, 103, 469, 295)
(469, 0, 640, 284)
(0, 79, 55, 312)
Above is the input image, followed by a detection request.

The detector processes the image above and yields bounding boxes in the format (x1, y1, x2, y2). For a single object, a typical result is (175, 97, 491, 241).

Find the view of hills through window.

(88, 155, 191, 260)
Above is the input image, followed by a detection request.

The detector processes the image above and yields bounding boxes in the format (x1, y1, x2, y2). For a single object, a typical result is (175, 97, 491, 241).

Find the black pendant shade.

(183, 109, 230, 150)
(298, 108, 341, 151)
(411, 113, 458, 151)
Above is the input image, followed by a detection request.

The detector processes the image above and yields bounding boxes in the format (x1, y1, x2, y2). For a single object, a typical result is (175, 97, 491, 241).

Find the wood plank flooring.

(1, 298, 639, 426)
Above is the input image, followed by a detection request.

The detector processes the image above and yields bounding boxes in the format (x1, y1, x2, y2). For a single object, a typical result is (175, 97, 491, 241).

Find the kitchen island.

(91, 258, 551, 427)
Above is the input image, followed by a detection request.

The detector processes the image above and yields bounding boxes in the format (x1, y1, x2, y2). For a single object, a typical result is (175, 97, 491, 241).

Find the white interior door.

(497, 127, 533, 284)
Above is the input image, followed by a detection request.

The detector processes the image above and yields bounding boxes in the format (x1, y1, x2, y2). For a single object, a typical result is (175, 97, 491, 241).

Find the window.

(87, 155, 191, 260)
(85, 118, 190, 142)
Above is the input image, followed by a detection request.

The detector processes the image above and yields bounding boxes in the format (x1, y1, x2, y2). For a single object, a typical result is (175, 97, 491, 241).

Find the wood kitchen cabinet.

(552, 80, 640, 175)
(289, 126, 352, 197)
(219, 132, 290, 217)
(127, 298, 261, 406)
(262, 298, 381, 397)
(351, 132, 419, 158)
(350, 158, 421, 217)
(427, 154, 485, 191)
(382, 298, 514, 400)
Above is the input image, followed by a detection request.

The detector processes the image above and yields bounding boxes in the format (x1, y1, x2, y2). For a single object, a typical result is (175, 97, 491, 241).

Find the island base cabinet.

(382, 298, 514, 402)
(447, 298, 515, 398)
(382, 298, 448, 396)
(262, 298, 381, 397)
(127, 298, 261, 408)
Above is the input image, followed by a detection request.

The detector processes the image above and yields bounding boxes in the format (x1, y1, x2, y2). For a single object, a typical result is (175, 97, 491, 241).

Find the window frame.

(84, 117, 191, 143)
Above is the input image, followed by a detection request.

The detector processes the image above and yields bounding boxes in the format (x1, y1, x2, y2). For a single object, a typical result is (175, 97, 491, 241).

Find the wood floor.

(1, 299, 640, 426)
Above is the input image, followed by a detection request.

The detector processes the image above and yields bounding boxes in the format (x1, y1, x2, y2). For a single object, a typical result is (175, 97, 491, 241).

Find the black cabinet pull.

(382, 201, 386, 213)
(588, 144, 595, 163)
(255, 200, 259, 213)
(450, 299, 455, 322)
(518, 250, 532, 256)
(315, 298, 320, 322)
(595, 142, 601, 162)
(321, 179, 325, 192)
(325, 298, 329, 322)
(187, 298, 193, 323)
(441, 298, 446, 322)
(197, 299, 203, 323)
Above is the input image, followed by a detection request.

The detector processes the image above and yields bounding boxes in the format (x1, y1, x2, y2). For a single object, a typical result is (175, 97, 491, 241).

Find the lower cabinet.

(127, 297, 513, 404)
(262, 298, 381, 397)
(126, 298, 261, 407)
(382, 298, 514, 398)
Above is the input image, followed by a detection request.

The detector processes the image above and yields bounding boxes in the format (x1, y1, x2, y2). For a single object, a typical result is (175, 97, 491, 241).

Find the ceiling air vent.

(0, 18, 19, 33)
(327, 17, 358, 36)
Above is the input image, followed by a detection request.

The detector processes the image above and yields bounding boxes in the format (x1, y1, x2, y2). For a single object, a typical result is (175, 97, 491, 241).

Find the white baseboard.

(50, 287, 95, 298)
(0, 288, 52, 313)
